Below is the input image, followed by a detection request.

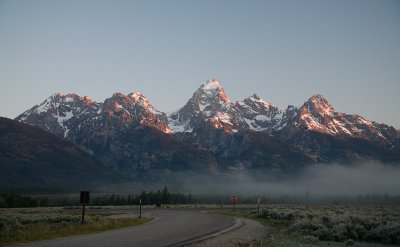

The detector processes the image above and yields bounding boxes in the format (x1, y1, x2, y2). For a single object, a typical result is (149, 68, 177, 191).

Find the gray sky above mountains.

(0, 0, 399, 128)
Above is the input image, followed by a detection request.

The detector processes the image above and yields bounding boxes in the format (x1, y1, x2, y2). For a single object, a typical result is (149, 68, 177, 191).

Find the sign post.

(231, 195, 238, 211)
(156, 190, 161, 208)
(80, 191, 90, 224)
(139, 198, 142, 219)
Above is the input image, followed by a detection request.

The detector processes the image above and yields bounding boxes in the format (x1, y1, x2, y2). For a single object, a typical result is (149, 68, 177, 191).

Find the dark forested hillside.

(0, 117, 126, 190)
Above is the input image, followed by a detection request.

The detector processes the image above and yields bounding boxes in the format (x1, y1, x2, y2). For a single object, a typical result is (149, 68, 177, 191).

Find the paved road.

(10, 209, 235, 247)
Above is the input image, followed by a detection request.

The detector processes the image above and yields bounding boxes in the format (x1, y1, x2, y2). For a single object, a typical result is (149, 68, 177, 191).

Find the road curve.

(10, 209, 235, 247)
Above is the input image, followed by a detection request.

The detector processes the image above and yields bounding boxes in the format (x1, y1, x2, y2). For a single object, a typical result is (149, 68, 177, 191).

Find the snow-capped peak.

(305, 94, 335, 116)
(128, 91, 150, 105)
(34, 93, 92, 114)
(293, 94, 392, 144)
(79, 92, 171, 134)
(128, 91, 144, 99)
(16, 92, 95, 138)
(64, 93, 92, 104)
(168, 78, 240, 133)
(195, 78, 232, 106)
(201, 78, 220, 91)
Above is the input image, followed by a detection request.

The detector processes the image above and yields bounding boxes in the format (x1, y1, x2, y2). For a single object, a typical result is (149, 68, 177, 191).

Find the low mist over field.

(175, 161, 400, 196)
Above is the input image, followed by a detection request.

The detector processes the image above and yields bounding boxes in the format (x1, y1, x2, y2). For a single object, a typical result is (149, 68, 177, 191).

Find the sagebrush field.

(218, 204, 400, 246)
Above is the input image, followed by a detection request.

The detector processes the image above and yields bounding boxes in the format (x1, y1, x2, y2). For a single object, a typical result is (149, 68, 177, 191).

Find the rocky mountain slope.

(15, 93, 93, 138)
(16, 91, 171, 139)
(15, 79, 400, 180)
(168, 78, 246, 133)
(16, 91, 217, 179)
(168, 79, 400, 164)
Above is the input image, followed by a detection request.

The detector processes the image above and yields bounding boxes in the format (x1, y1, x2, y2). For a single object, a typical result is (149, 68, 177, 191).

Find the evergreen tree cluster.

(0, 193, 49, 208)
(91, 186, 192, 206)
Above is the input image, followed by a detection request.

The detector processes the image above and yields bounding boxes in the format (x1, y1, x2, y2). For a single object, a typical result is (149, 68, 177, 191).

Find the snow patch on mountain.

(235, 94, 284, 132)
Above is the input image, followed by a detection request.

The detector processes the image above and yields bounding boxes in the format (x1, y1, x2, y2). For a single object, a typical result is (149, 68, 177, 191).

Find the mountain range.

(8, 79, 400, 187)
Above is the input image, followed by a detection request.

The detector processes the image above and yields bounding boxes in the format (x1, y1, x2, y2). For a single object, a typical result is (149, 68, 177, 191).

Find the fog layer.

(175, 162, 400, 196)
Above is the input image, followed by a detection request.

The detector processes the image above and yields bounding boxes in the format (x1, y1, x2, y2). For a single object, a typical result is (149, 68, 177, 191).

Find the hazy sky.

(0, 0, 399, 128)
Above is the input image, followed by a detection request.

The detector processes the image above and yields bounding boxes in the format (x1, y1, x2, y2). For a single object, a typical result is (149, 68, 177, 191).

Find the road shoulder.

(185, 217, 265, 247)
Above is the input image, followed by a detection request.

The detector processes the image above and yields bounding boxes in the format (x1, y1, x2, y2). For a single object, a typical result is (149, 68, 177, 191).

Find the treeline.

(91, 186, 192, 206)
(0, 186, 193, 207)
(0, 187, 68, 194)
(0, 193, 50, 208)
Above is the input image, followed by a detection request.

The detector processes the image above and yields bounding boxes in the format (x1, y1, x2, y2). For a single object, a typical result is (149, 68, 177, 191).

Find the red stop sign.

(231, 195, 238, 204)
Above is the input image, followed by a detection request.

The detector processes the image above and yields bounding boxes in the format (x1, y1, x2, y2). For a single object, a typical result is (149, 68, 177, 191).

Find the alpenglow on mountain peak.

(127, 91, 152, 106)
(16, 78, 399, 147)
(196, 78, 232, 105)
(201, 78, 220, 90)
(303, 94, 335, 116)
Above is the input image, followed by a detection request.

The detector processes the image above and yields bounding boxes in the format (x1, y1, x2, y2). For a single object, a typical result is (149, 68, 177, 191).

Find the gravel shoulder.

(186, 217, 265, 247)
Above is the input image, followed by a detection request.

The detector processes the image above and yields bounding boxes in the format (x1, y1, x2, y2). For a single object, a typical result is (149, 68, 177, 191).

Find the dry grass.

(0, 207, 150, 246)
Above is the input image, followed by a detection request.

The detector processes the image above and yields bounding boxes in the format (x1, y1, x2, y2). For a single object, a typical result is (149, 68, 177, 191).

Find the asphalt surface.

(10, 209, 235, 247)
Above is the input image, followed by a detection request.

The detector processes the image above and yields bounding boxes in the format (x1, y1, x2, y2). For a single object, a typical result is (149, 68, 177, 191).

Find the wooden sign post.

(80, 191, 90, 224)
(231, 195, 238, 211)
